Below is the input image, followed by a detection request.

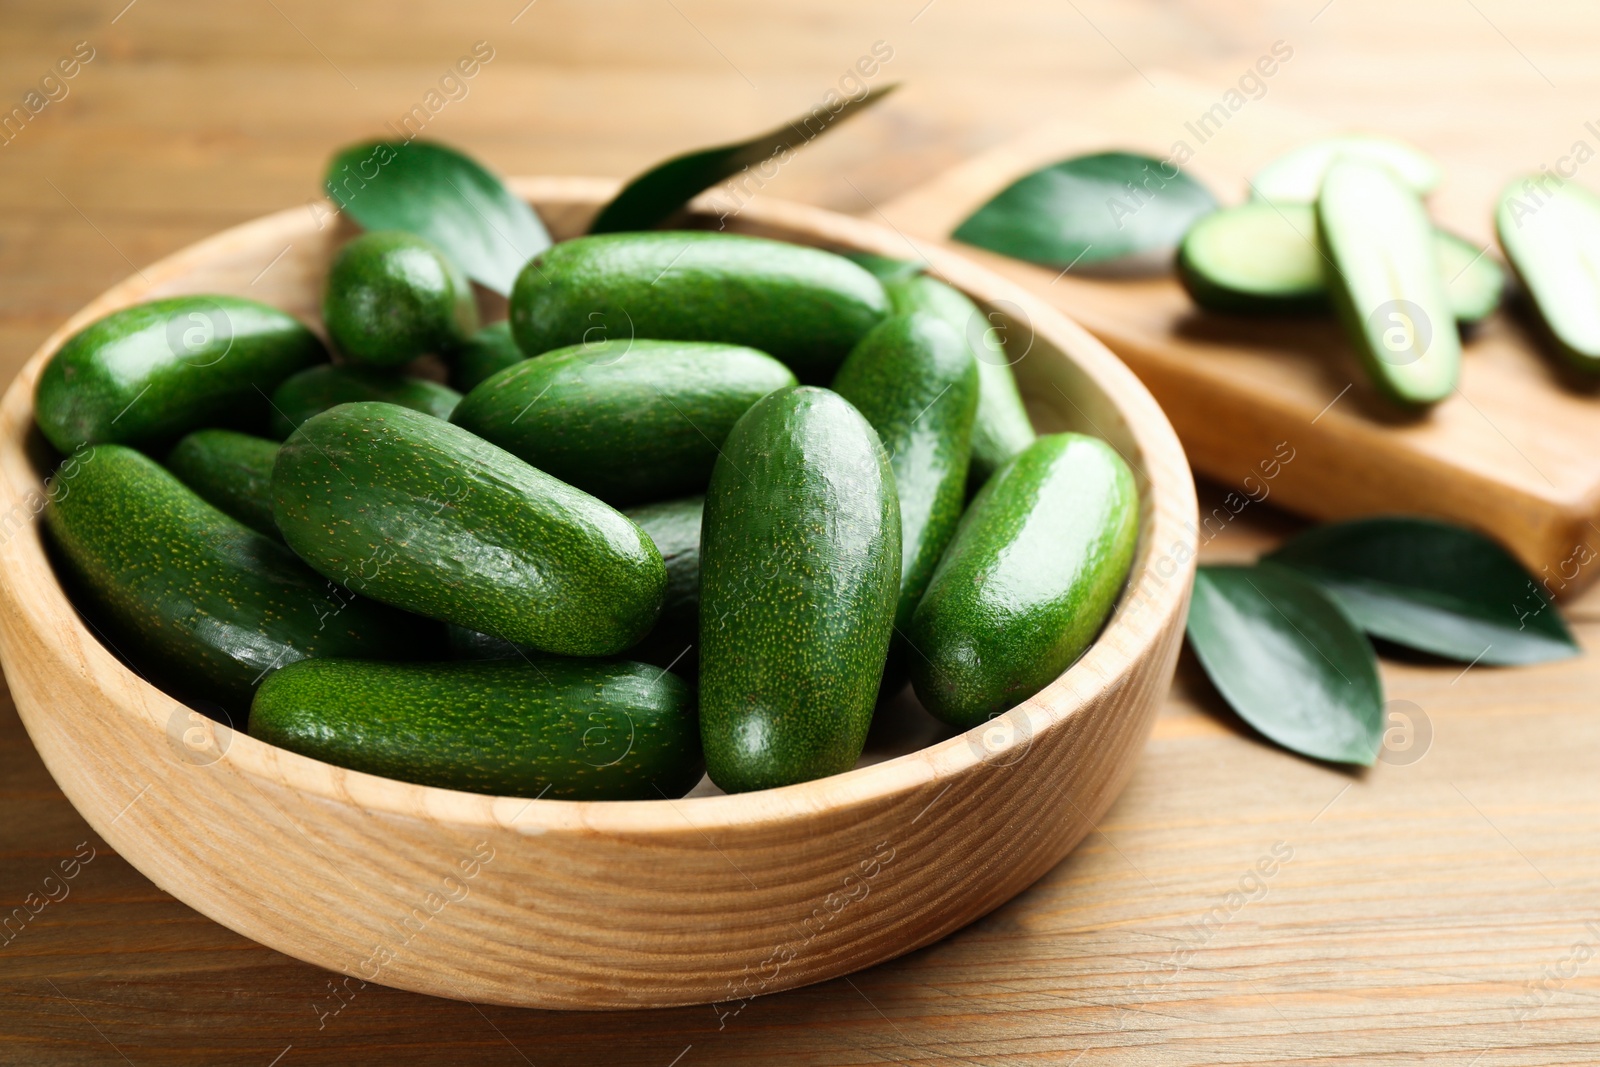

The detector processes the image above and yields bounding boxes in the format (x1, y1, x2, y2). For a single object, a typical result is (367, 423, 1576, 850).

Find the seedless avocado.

(250, 658, 703, 800)
(268, 364, 461, 438)
(509, 231, 890, 381)
(35, 295, 326, 453)
(271, 402, 665, 656)
(44, 445, 425, 710)
(1495, 176, 1600, 372)
(1316, 157, 1461, 406)
(909, 433, 1139, 727)
(699, 387, 900, 792)
(165, 429, 281, 537)
(448, 320, 524, 392)
(324, 230, 478, 367)
(879, 271, 1035, 489)
(832, 312, 977, 633)
(1251, 135, 1441, 204)
(622, 495, 704, 681)
(451, 339, 796, 506)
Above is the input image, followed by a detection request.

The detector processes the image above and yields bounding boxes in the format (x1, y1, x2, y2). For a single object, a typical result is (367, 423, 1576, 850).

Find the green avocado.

(323, 231, 478, 367)
(698, 386, 899, 792)
(271, 402, 666, 656)
(877, 271, 1035, 490)
(44, 444, 427, 712)
(34, 295, 326, 453)
(249, 657, 703, 800)
(622, 494, 703, 682)
(165, 429, 281, 537)
(268, 364, 461, 438)
(909, 433, 1139, 727)
(509, 231, 889, 381)
(450, 339, 796, 506)
(448, 320, 524, 392)
(832, 313, 977, 634)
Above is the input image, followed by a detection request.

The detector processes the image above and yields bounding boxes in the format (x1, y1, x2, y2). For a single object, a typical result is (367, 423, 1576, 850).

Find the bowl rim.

(3, 176, 1197, 840)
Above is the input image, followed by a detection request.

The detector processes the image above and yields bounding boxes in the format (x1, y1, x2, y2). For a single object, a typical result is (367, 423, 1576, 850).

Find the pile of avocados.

(1176, 134, 1600, 405)
(35, 224, 1139, 800)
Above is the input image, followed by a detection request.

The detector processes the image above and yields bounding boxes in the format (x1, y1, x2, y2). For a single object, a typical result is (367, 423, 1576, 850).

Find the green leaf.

(589, 85, 899, 234)
(325, 140, 551, 295)
(1266, 517, 1580, 666)
(952, 151, 1217, 270)
(1186, 563, 1384, 766)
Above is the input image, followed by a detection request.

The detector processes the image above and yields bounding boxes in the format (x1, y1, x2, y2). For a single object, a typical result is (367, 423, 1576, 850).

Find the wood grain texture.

(0, 181, 1195, 1011)
(3, 0, 1600, 1062)
(879, 70, 1600, 599)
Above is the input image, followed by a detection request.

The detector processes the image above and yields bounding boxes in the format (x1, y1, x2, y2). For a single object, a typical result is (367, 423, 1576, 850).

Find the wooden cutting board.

(879, 71, 1600, 599)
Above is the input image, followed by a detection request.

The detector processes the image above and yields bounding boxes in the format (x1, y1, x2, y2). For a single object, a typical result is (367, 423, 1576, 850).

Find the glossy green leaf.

(1266, 517, 1580, 665)
(952, 151, 1217, 269)
(325, 140, 551, 295)
(589, 85, 898, 234)
(1186, 563, 1384, 765)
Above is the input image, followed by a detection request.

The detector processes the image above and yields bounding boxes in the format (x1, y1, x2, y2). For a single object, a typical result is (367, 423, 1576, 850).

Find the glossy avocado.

(35, 295, 326, 453)
(622, 494, 703, 681)
(881, 272, 1035, 490)
(268, 364, 461, 438)
(509, 231, 890, 381)
(450, 339, 796, 506)
(831, 313, 978, 634)
(44, 445, 427, 711)
(165, 429, 281, 538)
(698, 387, 899, 792)
(908, 433, 1138, 727)
(323, 230, 478, 367)
(271, 402, 666, 657)
(250, 657, 703, 800)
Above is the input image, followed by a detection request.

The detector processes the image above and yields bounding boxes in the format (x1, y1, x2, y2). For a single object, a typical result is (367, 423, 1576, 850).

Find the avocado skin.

(249, 657, 703, 800)
(268, 365, 461, 438)
(832, 313, 977, 634)
(509, 232, 889, 381)
(909, 433, 1139, 728)
(165, 429, 281, 538)
(44, 444, 427, 712)
(622, 494, 704, 682)
(698, 386, 899, 792)
(271, 401, 665, 657)
(35, 295, 327, 453)
(448, 320, 524, 392)
(323, 231, 478, 367)
(452, 340, 796, 507)
(879, 273, 1036, 491)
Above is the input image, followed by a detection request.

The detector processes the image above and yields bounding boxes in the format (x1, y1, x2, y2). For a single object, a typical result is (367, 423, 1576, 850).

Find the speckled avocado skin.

(268, 364, 461, 438)
(271, 401, 666, 656)
(881, 272, 1036, 491)
(34, 295, 327, 453)
(509, 232, 890, 381)
(622, 494, 703, 681)
(909, 433, 1139, 728)
(448, 320, 524, 392)
(44, 445, 427, 711)
(249, 657, 703, 800)
(832, 313, 978, 634)
(451, 340, 795, 506)
(165, 429, 281, 538)
(698, 386, 899, 793)
(323, 231, 478, 367)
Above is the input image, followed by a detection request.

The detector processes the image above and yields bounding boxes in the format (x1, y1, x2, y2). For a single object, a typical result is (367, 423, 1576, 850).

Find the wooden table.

(4, 1, 1599, 1062)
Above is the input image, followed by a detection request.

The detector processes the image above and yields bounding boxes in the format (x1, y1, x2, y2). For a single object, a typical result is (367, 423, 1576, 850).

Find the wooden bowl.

(0, 178, 1197, 1010)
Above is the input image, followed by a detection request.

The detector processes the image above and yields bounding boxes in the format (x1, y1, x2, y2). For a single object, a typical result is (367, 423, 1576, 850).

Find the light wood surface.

(0, 182, 1195, 1010)
(4, 0, 1600, 1062)
(880, 71, 1600, 598)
